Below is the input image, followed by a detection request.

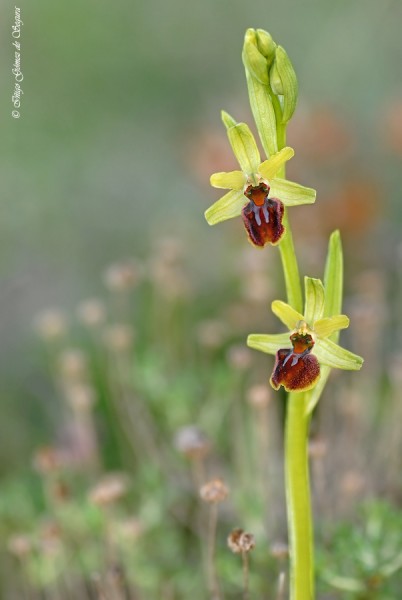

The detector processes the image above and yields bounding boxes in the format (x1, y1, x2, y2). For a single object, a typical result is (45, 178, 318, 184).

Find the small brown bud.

(246, 384, 271, 409)
(34, 309, 68, 341)
(271, 541, 289, 560)
(308, 437, 327, 460)
(103, 260, 142, 292)
(227, 528, 255, 554)
(8, 535, 32, 558)
(175, 426, 211, 460)
(88, 473, 129, 507)
(59, 349, 88, 382)
(64, 383, 96, 412)
(199, 478, 229, 503)
(77, 298, 106, 327)
(103, 324, 134, 353)
(226, 345, 253, 371)
(33, 446, 63, 475)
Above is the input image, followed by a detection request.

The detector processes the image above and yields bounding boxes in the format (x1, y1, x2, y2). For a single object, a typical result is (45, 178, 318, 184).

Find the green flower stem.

(285, 392, 314, 600)
(275, 119, 303, 314)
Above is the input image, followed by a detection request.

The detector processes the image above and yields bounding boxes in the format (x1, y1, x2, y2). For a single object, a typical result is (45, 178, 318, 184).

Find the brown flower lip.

(242, 182, 285, 247)
(270, 332, 320, 392)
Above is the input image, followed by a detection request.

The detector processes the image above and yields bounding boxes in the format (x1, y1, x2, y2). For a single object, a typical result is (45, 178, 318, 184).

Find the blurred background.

(1, 0, 402, 597)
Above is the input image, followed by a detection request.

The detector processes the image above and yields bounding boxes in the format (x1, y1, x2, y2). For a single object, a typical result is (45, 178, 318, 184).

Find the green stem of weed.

(285, 392, 314, 600)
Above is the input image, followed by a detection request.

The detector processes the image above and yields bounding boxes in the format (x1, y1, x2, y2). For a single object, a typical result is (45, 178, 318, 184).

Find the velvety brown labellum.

(242, 188, 285, 247)
(271, 349, 320, 392)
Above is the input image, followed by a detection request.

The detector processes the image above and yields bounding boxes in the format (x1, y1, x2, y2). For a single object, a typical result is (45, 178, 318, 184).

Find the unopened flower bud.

(242, 28, 269, 85)
(227, 528, 256, 554)
(256, 29, 276, 63)
(200, 478, 229, 503)
(175, 425, 211, 460)
(271, 46, 298, 124)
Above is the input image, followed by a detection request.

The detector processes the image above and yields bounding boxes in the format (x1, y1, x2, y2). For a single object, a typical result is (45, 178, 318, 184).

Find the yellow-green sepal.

(221, 110, 237, 130)
(258, 147, 294, 180)
(314, 338, 364, 371)
(274, 46, 298, 124)
(247, 332, 290, 355)
(210, 171, 246, 190)
(227, 123, 261, 177)
(304, 277, 325, 325)
(271, 300, 304, 330)
(314, 315, 349, 339)
(204, 189, 245, 225)
(269, 179, 316, 207)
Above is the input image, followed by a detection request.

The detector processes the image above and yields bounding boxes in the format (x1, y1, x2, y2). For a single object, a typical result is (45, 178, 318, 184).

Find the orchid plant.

(204, 28, 364, 600)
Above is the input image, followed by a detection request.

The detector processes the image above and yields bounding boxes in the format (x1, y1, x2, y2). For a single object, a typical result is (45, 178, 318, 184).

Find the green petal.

(314, 315, 349, 339)
(324, 230, 343, 320)
(269, 178, 316, 206)
(204, 189, 245, 225)
(271, 300, 304, 330)
(275, 46, 298, 124)
(258, 147, 294, 180)
(210, 171, 246, 190)
(227, 123, 261, 176)
(304, 277, 325, 325)
(221, 110, 237, 130)
(314, 338, 364, 371)
(245, 70, 278, 158)
(247, 333, 290, 355)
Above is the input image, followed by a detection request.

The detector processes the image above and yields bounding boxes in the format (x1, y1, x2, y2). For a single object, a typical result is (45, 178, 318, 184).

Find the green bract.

(204, 115, 316, 226)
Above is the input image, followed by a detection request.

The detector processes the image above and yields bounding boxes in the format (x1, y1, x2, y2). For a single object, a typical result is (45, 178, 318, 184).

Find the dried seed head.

(34, 309, 68, 341)
(154, 237, 184, 265)
(200, 478, 229, 503)
(227, 528, 256, 554)
(38, 520, 63, 556)
(103, 324, 134, 353)
(308, 437, 327, 460)
(226, 345, 253, 371)
(64, 383, 96, 412)
(33, 446, 63, 475)
(77, 298, 106, 327)
(341, 470, 365, 496)
(246, 384, 271, 409)
(103, 260, 142, 292)
(88, 473, 129, 507)
(116, 517, 144, 541)
(59, 349, 88, 382)
(8, 535, 32, 558)
(196, 320, 227, 349)
(174, 425, 211, 460)
(271, 541, 289, 560)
